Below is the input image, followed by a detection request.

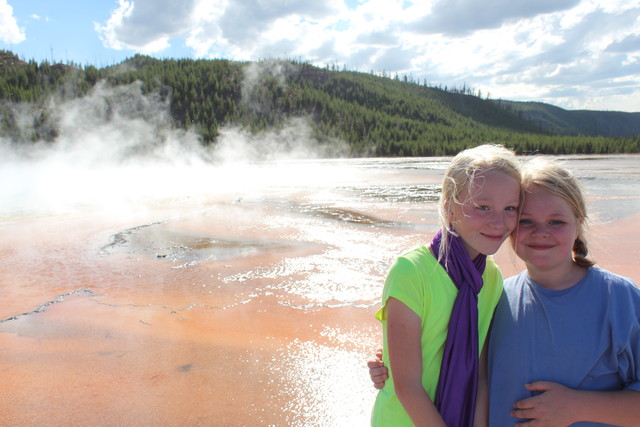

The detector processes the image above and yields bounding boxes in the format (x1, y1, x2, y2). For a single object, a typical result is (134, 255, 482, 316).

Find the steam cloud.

(0, 64, 348, 218)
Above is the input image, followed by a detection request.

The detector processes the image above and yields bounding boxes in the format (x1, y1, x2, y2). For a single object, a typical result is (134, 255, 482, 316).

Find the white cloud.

(0, 0, 25, 44)
(483, 7, 640, 92)
(184, 1, 228, 57)
(218, 0, 338, 46)
(95, 0, 198, 53)
(410, 0, 581, 36)
(92, 0, 640, 111)
(606, 34, 640, 53)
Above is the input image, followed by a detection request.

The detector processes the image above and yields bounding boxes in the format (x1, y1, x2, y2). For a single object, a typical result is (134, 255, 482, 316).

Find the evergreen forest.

(1, 50, 639, 156)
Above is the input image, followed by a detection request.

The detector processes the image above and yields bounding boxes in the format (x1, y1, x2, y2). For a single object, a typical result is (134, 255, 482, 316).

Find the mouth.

(526, 243, 555, 250)
(482, 233, 505, 241)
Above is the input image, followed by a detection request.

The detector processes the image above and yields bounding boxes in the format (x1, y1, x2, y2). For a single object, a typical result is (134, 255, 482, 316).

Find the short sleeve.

(620, 282, 640, 391)
(376, 255, 430, 322)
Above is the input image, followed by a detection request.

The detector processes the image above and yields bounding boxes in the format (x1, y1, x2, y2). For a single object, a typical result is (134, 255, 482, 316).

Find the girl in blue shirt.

(370, 158, 640, 426)
(488, 158, 640, 426)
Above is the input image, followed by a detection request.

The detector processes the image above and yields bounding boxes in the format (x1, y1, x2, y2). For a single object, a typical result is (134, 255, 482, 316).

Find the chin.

(484, 242, 504, 256)
(523, 259, 553, 270)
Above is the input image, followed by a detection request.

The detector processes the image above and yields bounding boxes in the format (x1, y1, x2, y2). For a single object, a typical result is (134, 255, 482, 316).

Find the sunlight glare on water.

(277, 339, 378, 426)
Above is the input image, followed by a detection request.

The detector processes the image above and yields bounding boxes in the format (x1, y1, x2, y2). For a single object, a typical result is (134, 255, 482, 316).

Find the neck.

(526, 261, 588, 290)
(461, 243, 479, 261)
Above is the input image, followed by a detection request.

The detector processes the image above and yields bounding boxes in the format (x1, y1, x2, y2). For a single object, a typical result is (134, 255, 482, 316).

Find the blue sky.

(1, 0, 639, 112)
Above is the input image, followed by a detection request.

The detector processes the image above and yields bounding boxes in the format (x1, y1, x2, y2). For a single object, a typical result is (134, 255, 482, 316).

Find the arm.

(473, 343, 489, 427)
(386, 297, 446, 426)
(369, 344, 490, 425)
(511, 381, 640, 426)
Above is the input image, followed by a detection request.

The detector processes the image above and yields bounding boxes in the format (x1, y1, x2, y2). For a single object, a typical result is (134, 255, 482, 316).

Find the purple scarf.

(430, 229, 486, 427)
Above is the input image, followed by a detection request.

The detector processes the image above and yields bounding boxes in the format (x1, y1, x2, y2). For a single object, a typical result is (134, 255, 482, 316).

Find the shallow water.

(88, 154, 640, 306)
(1, 154, 639, 425)
(556, 155, 640, 222)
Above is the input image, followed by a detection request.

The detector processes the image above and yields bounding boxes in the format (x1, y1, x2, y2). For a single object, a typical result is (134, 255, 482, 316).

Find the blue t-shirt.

(488, 267, 640, 426)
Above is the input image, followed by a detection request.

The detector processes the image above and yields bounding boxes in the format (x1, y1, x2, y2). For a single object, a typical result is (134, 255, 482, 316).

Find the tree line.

(1, 50, 638, 155)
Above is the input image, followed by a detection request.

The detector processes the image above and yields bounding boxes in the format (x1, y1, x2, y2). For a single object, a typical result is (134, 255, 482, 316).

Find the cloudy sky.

(1, 0, 639, 112)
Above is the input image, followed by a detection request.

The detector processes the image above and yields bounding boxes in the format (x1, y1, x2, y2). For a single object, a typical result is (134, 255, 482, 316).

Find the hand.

(367, 351, 388, 389)
(511, 381, 580, 426)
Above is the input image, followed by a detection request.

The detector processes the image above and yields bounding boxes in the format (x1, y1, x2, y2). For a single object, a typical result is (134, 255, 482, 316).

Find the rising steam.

(0, 63, 348, 218)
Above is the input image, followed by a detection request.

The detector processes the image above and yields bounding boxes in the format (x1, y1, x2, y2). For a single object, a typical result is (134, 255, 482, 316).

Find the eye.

(518, 219, 533, 226)
(549, 220, 566, 226)
(476, 205, 490, 211)
(505, 206, 518, 212)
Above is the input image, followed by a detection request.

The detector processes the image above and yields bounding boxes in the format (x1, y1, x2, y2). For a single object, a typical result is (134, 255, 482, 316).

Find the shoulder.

(588, 267, 639, 294)
(391, 245, 437, 271)
(400, 244, 434, 261)
(484, 257, 503, 279)
(502, 271, 529, 295)
(585, 268, 640, 319)
(587, 268, 640, 343)
(385, 245, 440, 286)
(504, 270, 528, 287)
(380, 245, 441, 318)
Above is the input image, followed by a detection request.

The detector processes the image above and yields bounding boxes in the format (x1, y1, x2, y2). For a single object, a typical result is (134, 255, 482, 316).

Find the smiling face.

(449, 170, 520, 259)
(513, 184, 582, 276)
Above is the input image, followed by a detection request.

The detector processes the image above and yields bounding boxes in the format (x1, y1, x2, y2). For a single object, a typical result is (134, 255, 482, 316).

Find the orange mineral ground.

(1, 155, 639, 426)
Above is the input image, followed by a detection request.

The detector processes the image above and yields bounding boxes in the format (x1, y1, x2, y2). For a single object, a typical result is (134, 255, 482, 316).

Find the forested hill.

(1, 50, 638, 155)
(496, 100, 640, 138)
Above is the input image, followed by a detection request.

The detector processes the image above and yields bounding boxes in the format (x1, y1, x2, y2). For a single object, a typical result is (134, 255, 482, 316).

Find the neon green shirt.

(371, 244, 504, 426)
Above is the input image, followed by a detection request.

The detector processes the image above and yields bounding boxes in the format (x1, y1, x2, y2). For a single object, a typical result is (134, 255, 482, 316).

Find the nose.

(488, 211, 506, 229)
(530, 222, 549, 237)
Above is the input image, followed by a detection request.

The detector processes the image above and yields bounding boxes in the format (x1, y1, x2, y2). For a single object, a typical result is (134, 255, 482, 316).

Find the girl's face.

(513, 185, 581, 273)
(449, 170, 520, 259)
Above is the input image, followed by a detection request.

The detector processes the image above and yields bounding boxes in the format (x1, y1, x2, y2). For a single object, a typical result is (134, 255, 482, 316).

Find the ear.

(445, 200, 456, 224)
(574, 217, 583, 240)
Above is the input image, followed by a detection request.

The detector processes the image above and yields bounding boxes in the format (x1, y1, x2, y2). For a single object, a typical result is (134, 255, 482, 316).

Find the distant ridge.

(496, 101, 640, 138)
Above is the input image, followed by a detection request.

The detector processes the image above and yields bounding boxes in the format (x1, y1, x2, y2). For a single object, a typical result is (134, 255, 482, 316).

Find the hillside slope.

(1, 50, 639, 154)
(497, 100, 640, 137)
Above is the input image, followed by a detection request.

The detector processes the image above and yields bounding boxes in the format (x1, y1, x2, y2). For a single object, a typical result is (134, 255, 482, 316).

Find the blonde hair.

(437, 144, 521, 258)
(519, 157, 594, 267)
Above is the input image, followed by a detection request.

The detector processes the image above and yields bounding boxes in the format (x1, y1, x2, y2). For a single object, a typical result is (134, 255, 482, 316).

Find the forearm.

(473, 378, 488, 427)
(473, 344, 489, 427)
(395, 382, 446, 427)
(386, 297, 446, 426)
(574, 389, 640, 426)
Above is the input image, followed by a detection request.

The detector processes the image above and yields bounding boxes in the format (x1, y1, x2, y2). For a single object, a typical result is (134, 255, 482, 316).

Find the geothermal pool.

(1, 154, 639, 425)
